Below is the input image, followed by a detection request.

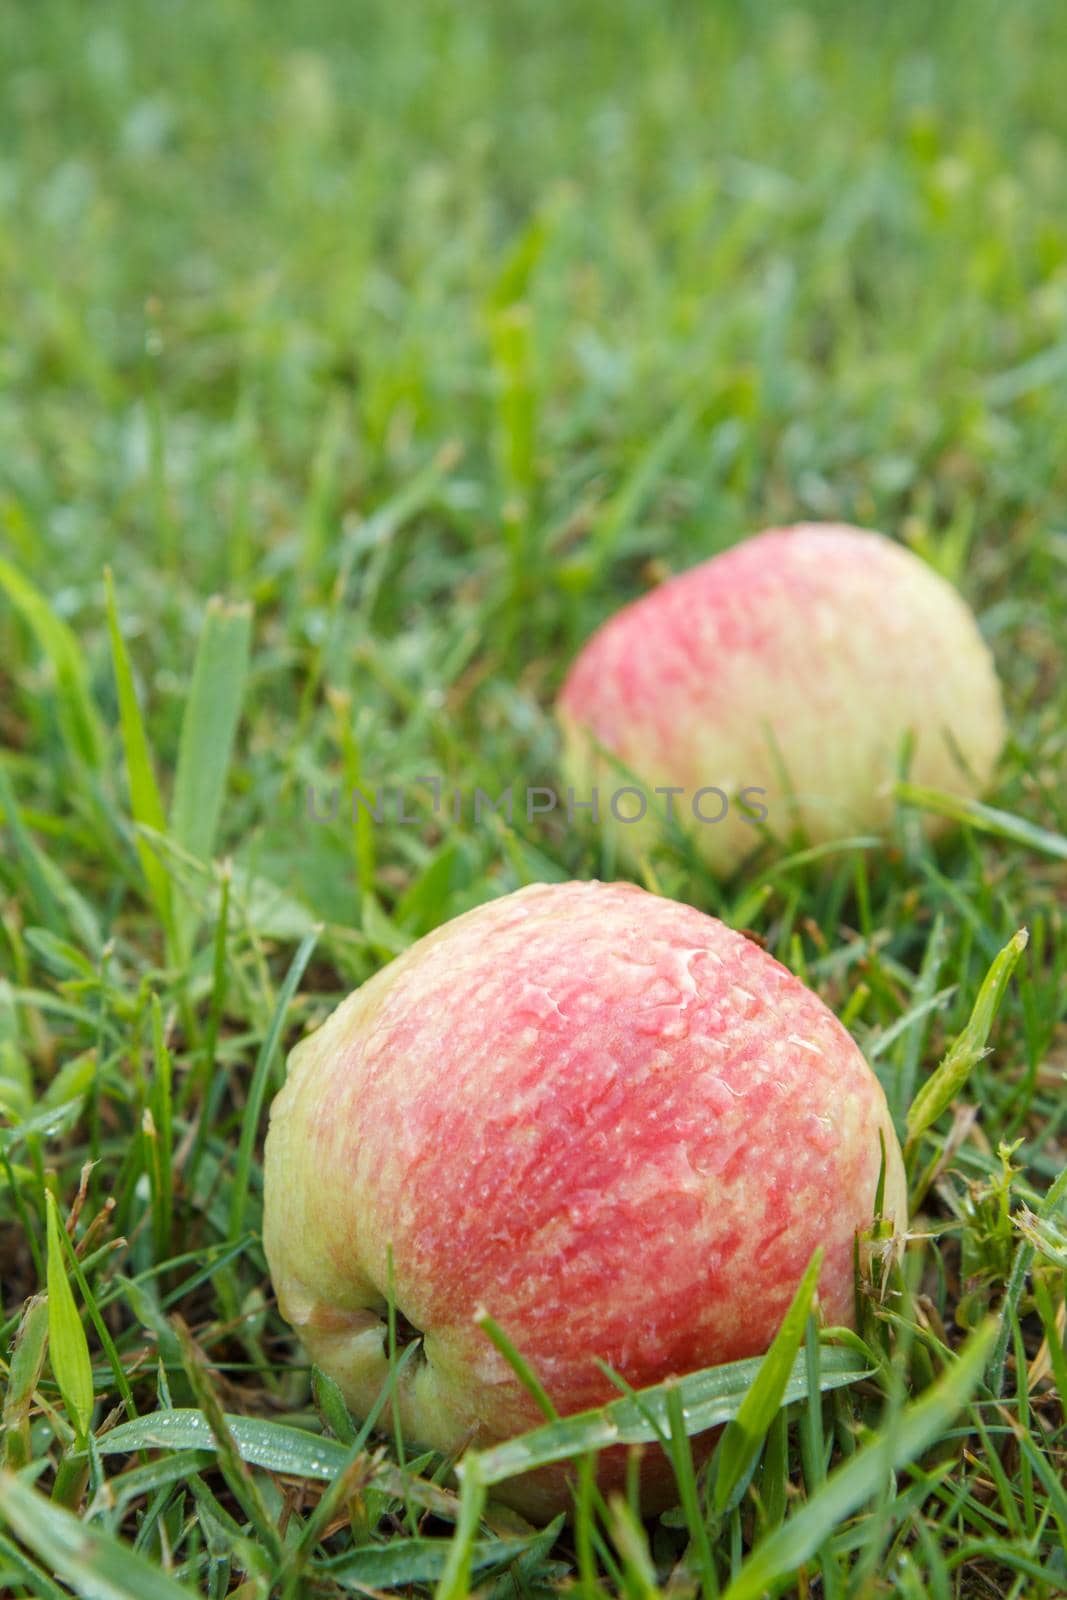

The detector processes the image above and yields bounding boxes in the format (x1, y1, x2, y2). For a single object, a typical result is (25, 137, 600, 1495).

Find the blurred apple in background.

(558, 524, 1005, 873)
(263, 880, 906, 1518)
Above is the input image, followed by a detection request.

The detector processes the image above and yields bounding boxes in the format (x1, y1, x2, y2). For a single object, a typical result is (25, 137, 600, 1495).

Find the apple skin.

(557, 524, 1005, 873)
(263, 879, 906, 1519)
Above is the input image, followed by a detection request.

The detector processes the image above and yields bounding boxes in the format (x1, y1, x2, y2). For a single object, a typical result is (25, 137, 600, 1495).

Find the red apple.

(263, 880, 906, 1518)
(558, 524, 1005, 872)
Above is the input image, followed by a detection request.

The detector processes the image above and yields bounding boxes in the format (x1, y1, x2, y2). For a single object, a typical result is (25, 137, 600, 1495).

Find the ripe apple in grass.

(557, 523, 1005, 874)
(263, 879, 906, 1519)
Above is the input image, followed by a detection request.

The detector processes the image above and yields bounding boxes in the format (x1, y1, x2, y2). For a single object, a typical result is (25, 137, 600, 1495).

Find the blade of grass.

(299, 391, 347, 584)
(719, 1319, 998, 1600)
(95, 1410, 350, 1478)
(0, 1527, 79, 1600)
(1031, 1272, 1067, 1406)
(148, 996, 174, 1264)
(170, 595, 252, 955)
(172, 1318, 283, 1565)
(712, 1248, 823, 1516)
(2, 1296, 50, 1470)
(607, 1494, 662, 1600)
(988, 1164, 1067, 1395)
(905, 928, 1028, 1152)
(473, 1344, 869, 1488)
(884, 912, 950, 1125)
(434, 1452, 487, 1600)
(44, 1192, 93, 1447)
(103, 569, 174, 939)
(573, 1451, 602, 1599)
(54, 1221, 138, 1429)
(278, 1342, 427, 1595)
(311, 1365, 357, 1446)
(227, 924, 320, 1244)
(324, 1527, 557, 1589)
(666, 1382, 718, 1599)
(0, 1470, 198, 1599)
(184, 860, 231, 1195)
(585, 401, 697, 582)
(0, 766, 66, 939)
(474, 1309, 559, 1421)
(384, 1245, 418, 1535)
(895, 785, 1067, 864)
(0, 555, 105, 770)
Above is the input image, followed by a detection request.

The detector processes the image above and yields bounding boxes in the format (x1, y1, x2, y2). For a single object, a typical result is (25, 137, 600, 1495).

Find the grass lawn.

(1, 0, 1066, 1594)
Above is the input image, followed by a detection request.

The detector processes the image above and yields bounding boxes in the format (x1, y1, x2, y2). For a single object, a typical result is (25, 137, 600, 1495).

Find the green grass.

(2, 0, 1066, 1593)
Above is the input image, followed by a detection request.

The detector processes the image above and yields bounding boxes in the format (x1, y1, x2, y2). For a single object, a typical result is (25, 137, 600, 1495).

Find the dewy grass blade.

(473, 1344, 869, 1487)
(326, 1527, 558, 1590)
(89, 1346, 866, 1512)
(97, 1406, 462, 1521)
(713, 1247, 823, 1516)
(718, 1319, 998, 1600)
(96, 1408, 353, 1477)
(44, 1191, 94, 1446)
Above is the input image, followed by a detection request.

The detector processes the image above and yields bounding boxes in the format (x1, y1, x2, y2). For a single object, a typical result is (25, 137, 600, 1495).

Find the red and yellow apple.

(263, 880, 906, 1518)
(558, 523, 1005, 873)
